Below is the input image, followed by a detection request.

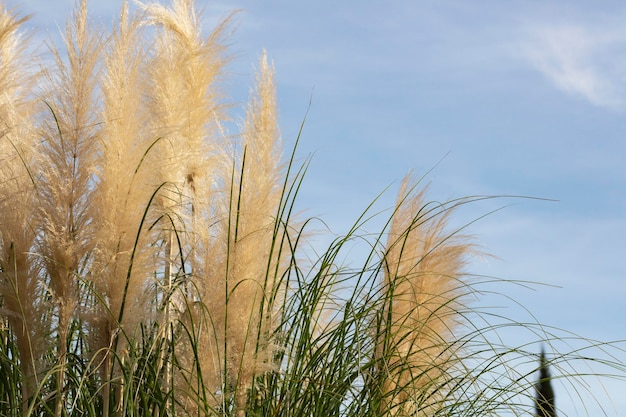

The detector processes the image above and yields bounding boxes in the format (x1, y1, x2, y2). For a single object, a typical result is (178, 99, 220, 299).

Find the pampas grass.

(35, 1, 102, 414)
(0, 7, 42, 410)
(0, 1, 623, 416)
(377, 177, 473, 416)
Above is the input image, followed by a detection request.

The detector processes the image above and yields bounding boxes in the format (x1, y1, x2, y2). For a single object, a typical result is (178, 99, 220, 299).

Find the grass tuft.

(0, 1, 622, 417)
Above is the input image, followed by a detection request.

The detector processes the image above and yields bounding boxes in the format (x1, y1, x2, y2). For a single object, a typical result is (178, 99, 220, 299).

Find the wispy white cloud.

(522, 22, 626, 110)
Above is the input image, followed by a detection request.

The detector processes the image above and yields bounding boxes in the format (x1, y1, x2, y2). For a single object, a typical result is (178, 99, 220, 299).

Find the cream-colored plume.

(379, 175, 472, 416)
(0, 6, 42, 408)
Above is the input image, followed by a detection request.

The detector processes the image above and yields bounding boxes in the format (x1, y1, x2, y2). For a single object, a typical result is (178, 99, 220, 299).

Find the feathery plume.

(139, 0, 231, 326)
(379, 175, 472, 416)
(0, 6, 42, 408)
(140, 0, 230, 210)
(139, 0, 233, 411)
(191, 50, 285, 414)
(225, 50, 285, 414)
(91, 0, 154, 354)
(88, 2, 156, 412)
(35, 0, 102, 414)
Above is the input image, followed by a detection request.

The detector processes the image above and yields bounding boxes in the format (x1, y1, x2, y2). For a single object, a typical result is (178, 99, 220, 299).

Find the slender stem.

(102, 351, 111, 417)
(164, 230, 174, 409)
(55, 313, 68, 417)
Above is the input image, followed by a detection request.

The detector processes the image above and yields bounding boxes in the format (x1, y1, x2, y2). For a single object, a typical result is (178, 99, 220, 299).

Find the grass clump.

(0, 0, 623, 416)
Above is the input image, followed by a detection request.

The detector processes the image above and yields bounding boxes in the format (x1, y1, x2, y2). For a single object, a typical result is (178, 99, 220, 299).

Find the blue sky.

(7, 0, 626, 415)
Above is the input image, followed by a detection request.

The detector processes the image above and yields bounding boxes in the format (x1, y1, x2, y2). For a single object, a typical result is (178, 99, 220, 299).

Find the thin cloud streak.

(522, 22, 626, 110)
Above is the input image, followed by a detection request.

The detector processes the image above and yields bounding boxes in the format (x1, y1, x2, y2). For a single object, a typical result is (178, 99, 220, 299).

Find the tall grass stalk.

(0, 1, 623, 416)
(0, 7, 41, 413)
(377, 177, 473, 416)
(91, 1, 155, 413)
(35, 1, 102, 414)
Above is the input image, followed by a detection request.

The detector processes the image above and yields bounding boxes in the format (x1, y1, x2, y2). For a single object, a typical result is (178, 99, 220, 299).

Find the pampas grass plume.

(0, 6, 42, 407)
(379, 175, 473, 416)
